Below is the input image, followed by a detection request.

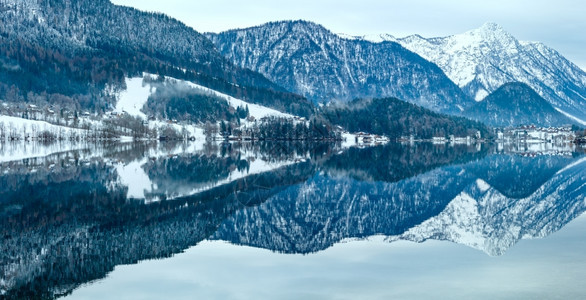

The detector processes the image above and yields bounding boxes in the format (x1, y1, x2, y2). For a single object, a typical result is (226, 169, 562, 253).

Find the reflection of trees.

(9, 141, 561, 298)
(0, 145, 319, 299)
(323, 143, 489, 183)
(464, 154, 576, 198)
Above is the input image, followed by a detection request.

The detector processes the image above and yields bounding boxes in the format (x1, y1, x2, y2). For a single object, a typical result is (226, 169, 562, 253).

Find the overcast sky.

(111, 0, 586, 69)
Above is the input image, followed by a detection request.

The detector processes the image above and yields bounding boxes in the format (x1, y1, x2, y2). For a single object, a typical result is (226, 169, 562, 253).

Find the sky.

(67, 214, 586, 299)
(111, 0, 586, 70)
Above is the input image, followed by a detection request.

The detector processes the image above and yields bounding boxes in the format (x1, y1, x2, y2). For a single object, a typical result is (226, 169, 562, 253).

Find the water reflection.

(0, 141, 584, 299)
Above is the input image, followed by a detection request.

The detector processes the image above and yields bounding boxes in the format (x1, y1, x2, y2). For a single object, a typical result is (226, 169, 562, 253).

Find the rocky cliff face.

(208, 20, 472, 114)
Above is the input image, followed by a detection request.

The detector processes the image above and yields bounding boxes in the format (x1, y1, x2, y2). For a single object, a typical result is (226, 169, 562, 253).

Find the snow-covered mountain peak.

(474, 22, 507, 35)
(463, 22, 514, 43)
(398, 34, 428, 44)
(379, 33, 397, 42)
(396, 23, 586, 121)
(336, 33, 400, 44)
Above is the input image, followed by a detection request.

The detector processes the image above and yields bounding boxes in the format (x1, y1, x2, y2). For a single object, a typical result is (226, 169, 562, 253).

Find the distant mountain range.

(211, 21, 586, 126)
(207, 20, 472, 115)
(388, 23, 586, 124)
(1, 0, 585, 129)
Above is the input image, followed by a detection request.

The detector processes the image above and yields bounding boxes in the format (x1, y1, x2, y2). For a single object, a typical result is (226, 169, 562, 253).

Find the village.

(496, 125, 577, 143)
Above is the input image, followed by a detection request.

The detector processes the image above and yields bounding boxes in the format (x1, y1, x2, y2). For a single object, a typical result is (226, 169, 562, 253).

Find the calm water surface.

(0, 141, 584, 299)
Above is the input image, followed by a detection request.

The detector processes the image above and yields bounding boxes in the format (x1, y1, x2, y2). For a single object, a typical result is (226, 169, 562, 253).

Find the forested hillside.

(322, 97, 492, 139)
(0, 0, 314, 117)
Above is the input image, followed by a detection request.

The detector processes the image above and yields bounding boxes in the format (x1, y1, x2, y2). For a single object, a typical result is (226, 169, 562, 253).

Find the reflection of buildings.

(354, 132, 389, 145)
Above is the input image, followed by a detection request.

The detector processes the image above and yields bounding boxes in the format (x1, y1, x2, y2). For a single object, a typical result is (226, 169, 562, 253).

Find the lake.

(1, 141, 585, 299)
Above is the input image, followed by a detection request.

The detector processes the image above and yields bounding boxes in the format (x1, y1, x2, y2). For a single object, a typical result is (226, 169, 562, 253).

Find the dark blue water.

(1, 141, 584, 299)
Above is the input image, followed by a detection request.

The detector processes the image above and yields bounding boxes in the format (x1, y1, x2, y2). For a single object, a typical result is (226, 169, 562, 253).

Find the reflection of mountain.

(212, 143, 489, 253)
(213, 153, 585, 256)
(1, 142, 584, 298)
(394, 157, 586, 256)
(0, 144, 319, 299)
(463, 154, 575, 199)
(213, 166, 475, 253)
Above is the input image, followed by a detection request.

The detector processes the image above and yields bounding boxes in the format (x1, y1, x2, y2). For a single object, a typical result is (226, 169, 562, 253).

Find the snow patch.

(115, 158, 153, 199)
(114, 77, 156, 119)
(554, 108, 586, 126)
(476, 179, 491, 193)
(165, 77, 293, 120)
(475, 89, 489, 102)
(341, 132, 357, 148)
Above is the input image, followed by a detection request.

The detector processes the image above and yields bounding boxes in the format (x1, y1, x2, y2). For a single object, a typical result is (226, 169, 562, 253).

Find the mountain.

(0, 0, 315, 117)
(389, 22, 586, 125)
(463, 82, 574, 127)
(0, 0, 272, 88)
(207, 20, 473, 114)
(321, 97, 492, 139)
(392, 155, 586, 256)
(213, 151, 586, 256)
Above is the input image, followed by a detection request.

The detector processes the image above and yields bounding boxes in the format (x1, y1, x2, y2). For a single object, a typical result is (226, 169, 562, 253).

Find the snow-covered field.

(113, 73, 293, 122)
(0, 115, 89, 138)
(114, 77, 154, 120)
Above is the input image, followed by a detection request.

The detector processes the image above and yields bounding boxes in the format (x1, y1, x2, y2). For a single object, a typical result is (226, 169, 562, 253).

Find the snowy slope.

(114, 77, 156, 119)
(113, 73, 294, 121)
(391, 22, 586, 122)
(163, 76, 295, 120)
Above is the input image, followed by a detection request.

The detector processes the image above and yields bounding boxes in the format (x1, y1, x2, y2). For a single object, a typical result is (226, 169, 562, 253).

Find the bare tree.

(204, 121, 218, 141)
(0, 121, 5, 140)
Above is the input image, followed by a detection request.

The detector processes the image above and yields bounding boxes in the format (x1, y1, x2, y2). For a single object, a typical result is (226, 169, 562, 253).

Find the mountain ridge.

(0, 0, 318, 117)
(208, 20, 473, 115)
(463, 82, 575, 127)
(390, 22, 586, 123)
